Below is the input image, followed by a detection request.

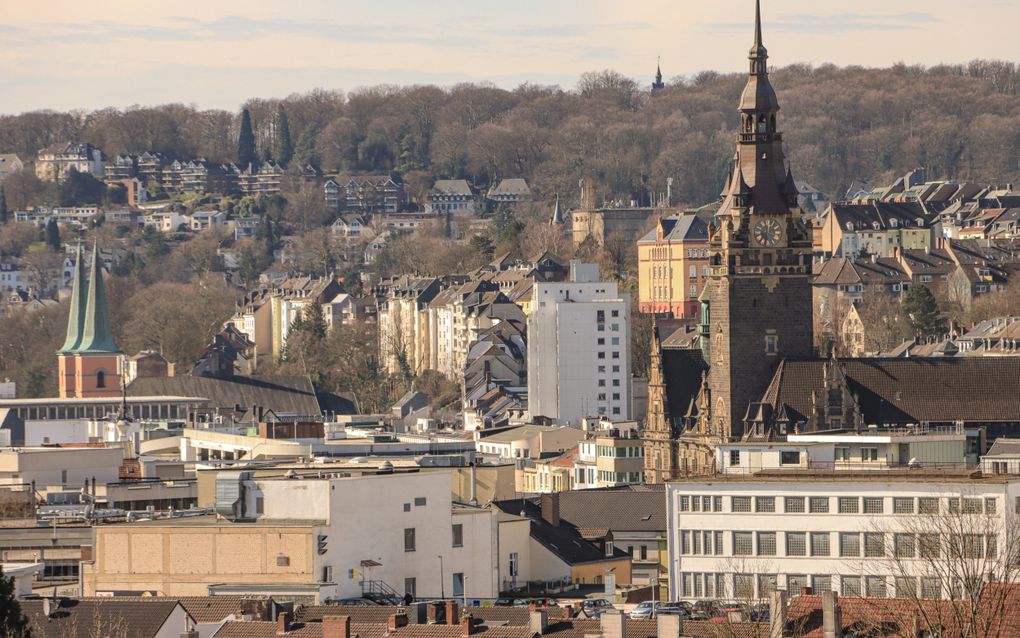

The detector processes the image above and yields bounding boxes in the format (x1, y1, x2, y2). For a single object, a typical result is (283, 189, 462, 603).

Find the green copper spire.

(77, 242, 119, 354)
(58, 243, 87, 353)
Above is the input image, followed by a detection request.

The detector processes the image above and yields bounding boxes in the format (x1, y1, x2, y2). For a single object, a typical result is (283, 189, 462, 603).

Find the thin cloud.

(709, 12, 938, 34)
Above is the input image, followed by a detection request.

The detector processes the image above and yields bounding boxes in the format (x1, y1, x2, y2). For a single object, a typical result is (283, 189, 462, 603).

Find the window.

(893, 497, 914, 514)
(452, 572, 465, 597)
(414, 497, 427, 507)
(918, 497, 939, 514)
(757, 532, 777, 556)
(986, 535, 998, 559)
(963, 534, 983, 559)
(713, 496, 723, 512)
(96, 370, 106, 388)
(733, 532, 753, 556)
(680, 531, 691, 554)
(734, 574, 755, 599)
(863, 497, 884, 514)
(842, 576, 862, 596)
(985, 498, 998, 515)
(861, 447, 879, 462)
(404, 577, 417, 597)
(597, 338, 605, 346)
(404, 528, 416, 552)
(758, 574, 777, 597)
(812, 575, 832, 592)
(811, 533, 830, 557)
(895, 577, 917, 598)
(838, 497, 859, 514)
(834, 447, 850, 462)
(839, 533, 860, 557)
(866, 576, 888, 598)
(755, 497, 775, 513)
(702, 496, 713, 511)
(786, 532, 807, 556)
(921, 577, 942, 600)
(780, 451, 800, 465)
(788, 574, 809, 593)
(729, 450, 741, 466)
(785, 497, 805, 513)
(810, 497, 830, 513)
(918, 534, 940, 558)
(679, 496, 690, 512)
(864, 533, 886, 557)
(452, 524, 463, 548)
(714, 531, 724, 555)
(894, 534, 916, 558)
(962, 498, 982, 514)
(733, 496, 752, 513)
(765, 335, 779, 354)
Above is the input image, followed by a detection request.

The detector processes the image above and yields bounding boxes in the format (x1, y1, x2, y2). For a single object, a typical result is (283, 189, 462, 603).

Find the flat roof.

(122, 514, 324, 527)
(667, 468, 1015, 484)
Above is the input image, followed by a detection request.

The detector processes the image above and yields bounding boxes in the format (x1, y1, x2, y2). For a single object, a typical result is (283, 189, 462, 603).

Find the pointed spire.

(59, 243, 87, 353)
(748, 0, 769, 74)
(551, 195, 564, 225)
(652, 56, 665, 91)
(77, 241, 119, 354)
(754, 0, 764, 51)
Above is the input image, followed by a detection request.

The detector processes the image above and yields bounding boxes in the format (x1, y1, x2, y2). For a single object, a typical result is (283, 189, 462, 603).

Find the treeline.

(2, 60, 1020, 209)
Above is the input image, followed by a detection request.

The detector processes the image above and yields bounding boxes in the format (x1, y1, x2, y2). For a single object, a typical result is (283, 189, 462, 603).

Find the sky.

(2, 0, 1019, 114)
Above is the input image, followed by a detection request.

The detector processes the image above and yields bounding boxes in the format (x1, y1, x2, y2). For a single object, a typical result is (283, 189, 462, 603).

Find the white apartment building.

(666, 472, 1020, 603)
(527, 262, 631, 425)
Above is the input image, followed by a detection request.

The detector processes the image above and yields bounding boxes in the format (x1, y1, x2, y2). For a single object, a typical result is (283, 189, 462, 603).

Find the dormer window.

(890, 219, 898, 228)
(845, 222, 854, 232)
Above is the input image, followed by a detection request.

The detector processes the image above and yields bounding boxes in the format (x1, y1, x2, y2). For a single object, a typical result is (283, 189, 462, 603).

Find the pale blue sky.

(3, 0, 1018, 113)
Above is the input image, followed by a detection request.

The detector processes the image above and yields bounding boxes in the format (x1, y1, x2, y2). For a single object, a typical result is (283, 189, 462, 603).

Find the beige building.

(637, 213, 710, 318)
(35, 142, 104, 182)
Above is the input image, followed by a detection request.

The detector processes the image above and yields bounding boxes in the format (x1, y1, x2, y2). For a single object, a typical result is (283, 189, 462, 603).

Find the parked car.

(690, 600, 720, 620)
(629, 601, 659, 620)
(581, 598, 614, 617)
(513, 597, 559, 607)
(657, 602, 692, 618)
(494, 598, 516, 607)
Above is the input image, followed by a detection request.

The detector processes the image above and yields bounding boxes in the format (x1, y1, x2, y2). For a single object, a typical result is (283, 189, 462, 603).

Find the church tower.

(701, 0, 814, 442)
(57, 243, 122, 399)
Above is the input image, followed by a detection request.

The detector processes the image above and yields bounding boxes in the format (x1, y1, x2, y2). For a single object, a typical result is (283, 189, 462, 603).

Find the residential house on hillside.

(104, 154, 137, 181)
(487, 178, 531, 206)
(816, 201, 936, 259)
(426, 180, 478, 216)
(377, 276, 443, 375)
(325, 175, 405, 215)
(0, 153, 23, 181)
(190, 210, 228, 231)
(35, 142, 104, 181)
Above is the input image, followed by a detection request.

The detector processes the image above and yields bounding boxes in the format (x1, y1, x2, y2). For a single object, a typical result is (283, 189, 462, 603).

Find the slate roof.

(24, 599, 186, 638)
(431, 180, 474, 196)
(985, 438, 1020, 458)
(492, 500, 630, 565)
(127, 374, 321, 417)
(488, 178, 531, 197)
(75, 595, 269, 623)
(295, 605, 408, 623)
(638, 213, 708, 244)
(763, 357, 1020, 425)
(556, 485, 666, 532)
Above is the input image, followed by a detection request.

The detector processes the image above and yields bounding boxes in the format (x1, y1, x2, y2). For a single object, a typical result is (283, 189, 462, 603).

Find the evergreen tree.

(273, 105, 294, 167)
(302, 301, 328, 340)
(236, 109, 258, 169)
(293, 123, 320, 168)
(45, 219, 61, 250)
(900, 284, 946, 338)
(0, 186, 8, 223)
(0, 567, 31, 637)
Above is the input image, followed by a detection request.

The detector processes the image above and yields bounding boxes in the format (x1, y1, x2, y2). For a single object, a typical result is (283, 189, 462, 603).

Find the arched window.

(96, 370, 106, 388)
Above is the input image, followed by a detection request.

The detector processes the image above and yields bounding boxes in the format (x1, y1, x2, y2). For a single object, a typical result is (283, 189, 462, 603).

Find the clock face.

(753, 219, 784, 247)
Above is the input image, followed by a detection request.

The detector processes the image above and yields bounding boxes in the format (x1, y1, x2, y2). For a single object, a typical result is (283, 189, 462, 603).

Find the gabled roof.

(128, 374, 321, 416)
(491, 499, 630, 565)
(431, 179, 474, 196)
(24, 599, 188, 638)
(556, 485, 666, 532)
(488, 178, 531, 197)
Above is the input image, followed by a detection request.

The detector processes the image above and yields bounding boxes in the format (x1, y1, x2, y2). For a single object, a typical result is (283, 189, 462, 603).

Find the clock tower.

(697, 0, 814, 448)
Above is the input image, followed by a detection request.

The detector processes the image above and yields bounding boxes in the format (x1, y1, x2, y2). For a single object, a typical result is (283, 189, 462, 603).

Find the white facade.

(0, 446, 123, 489)
(666, 474, 1020, 602)
(249, 471, 504, 600)
(527, 265, 631, 425)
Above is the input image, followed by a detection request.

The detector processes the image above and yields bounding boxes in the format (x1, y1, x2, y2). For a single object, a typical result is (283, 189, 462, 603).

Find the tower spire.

(652, 56, 665, 92)
(749, 0, 769, 74)
(77, 241, 119, 354)
(59, 243, 87, 353)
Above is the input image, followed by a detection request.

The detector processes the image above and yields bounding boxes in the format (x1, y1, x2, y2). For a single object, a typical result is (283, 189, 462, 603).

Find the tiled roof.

(78, 595, 270, 622)
(23, 599, 185, 638)
(295, 605, 407, 623)
(543, 618, 766, 638)
(556, 485, 666, 532)
(214, 619, 535, 638)
(786, 594, 969, 638)
(765, 357, 1020, 425)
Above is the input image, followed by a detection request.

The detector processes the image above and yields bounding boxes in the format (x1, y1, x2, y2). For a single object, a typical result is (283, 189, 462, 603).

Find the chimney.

(822, 591, 841, 638)
(427, 602, 440, 624)
(800, 587, 813, 596)
(600, 610, 626, 638)
(530, 610, 549, 635)
(541, 493, 560, 526)
(461, 613, 475, 637)
(277, 612, 291, 635)
(180, 631, 199, 638)
(770, 590, 788, 638)
(446, 601, 460, 626)
(657, 614, 680, 638)
(388, 614, 409, 631)
(408, 602, 428, 624)
(322, 616, 351, 638)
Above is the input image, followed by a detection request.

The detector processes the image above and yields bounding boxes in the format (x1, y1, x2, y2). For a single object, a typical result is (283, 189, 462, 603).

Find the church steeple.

(551, 194, 564, 225)
(77, 242, 119, 354)
(652, 58, 665, 92)
(59, 243, 87, 353)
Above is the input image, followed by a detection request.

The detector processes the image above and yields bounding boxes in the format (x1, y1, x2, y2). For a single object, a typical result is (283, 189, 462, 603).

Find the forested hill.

(2, 60, 1019, 207)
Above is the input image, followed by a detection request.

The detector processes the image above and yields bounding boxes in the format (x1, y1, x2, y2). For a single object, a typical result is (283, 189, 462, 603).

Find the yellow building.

(636, 214, 709, 317)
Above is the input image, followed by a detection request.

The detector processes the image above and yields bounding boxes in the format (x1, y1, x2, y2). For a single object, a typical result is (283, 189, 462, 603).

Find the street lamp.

(437, 555, 445, 599)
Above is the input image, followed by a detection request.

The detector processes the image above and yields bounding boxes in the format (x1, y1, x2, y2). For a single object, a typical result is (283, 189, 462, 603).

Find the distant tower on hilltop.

(652, 58, 665, 93)
(551, 194, 564, 225)
(57, 242, 122, 399)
